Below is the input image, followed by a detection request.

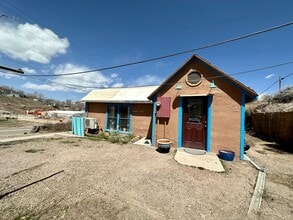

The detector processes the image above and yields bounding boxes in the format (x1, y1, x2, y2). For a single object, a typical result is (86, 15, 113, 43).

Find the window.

(186, 70, 202, 86)
(106, 104, 131, 133)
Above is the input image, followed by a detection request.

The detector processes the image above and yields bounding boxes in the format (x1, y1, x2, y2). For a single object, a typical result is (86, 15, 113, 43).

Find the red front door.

(182, 97, 207, 150)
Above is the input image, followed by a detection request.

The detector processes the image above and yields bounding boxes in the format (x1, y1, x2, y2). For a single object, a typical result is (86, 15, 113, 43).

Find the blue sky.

(0, 0, 292, 101)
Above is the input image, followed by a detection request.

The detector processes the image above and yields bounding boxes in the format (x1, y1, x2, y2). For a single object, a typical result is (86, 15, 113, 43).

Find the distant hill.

(0, 86, 84, 114)
(0, 94, 55, 114)
(247, 86, 293, 113)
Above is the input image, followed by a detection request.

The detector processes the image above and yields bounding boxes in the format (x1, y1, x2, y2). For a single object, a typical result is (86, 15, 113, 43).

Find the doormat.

(183, 148, 206, 155)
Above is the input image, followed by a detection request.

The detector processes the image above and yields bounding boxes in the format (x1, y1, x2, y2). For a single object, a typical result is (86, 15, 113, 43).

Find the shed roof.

(148, 54, 258, 102)
(81, 86, 158, 103)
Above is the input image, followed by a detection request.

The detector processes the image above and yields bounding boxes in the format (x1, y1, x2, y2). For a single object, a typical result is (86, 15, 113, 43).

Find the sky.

(0, 0, 292, 101)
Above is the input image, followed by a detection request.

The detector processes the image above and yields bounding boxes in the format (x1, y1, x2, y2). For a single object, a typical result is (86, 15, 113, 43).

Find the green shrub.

(88, 132, 134, 144)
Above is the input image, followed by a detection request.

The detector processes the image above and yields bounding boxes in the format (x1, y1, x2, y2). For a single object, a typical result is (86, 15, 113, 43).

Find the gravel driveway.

(0, 136, 262, 219)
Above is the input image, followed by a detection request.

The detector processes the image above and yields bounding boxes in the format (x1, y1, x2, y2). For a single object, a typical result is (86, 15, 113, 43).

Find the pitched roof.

(148, 54, 258, 102)
(81, 86, 158, 103)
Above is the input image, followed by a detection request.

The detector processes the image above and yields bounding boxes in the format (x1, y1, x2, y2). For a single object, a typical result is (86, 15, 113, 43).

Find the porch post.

(206, 95, 213, 152)
(240, 91, 246, 160)
(151, 96, 157, 145)
(177, 97, 183, 148)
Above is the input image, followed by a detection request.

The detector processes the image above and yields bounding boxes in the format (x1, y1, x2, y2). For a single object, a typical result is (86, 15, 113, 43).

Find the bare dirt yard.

(0, 133, 291, 219)
(245, 134, 293, 220)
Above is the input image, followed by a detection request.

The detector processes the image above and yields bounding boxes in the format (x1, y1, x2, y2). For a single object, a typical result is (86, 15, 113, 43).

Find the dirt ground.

(0, 133, 291, 219)
(245, 135, 293, 219)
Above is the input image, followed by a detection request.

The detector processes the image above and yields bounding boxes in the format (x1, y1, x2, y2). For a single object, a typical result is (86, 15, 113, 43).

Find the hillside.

(0, 94, 55, 114)
(247, 86, 293, 113)
(0, 86, 84, 114)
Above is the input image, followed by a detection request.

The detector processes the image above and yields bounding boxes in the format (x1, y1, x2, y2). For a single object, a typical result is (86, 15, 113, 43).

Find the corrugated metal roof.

(81, 86, 158, 103)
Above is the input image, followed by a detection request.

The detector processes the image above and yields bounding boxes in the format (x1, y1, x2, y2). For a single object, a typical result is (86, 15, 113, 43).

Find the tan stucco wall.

(155, 62, 242, 156)
(87, 103, 152, 137)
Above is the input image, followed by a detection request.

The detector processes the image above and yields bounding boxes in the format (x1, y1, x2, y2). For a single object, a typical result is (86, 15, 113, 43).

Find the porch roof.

(81, 86, 158, 103)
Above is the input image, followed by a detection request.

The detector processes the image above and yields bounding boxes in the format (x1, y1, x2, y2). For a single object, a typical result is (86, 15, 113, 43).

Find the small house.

(82, 55, 257, 159)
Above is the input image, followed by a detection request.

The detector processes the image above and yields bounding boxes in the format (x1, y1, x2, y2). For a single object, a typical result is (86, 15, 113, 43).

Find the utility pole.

(0, 65, 24, 74)
(279, 76, 284, 92)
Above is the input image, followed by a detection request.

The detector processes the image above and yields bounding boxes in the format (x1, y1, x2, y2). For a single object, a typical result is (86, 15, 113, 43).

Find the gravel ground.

(0, 136, 258, 220)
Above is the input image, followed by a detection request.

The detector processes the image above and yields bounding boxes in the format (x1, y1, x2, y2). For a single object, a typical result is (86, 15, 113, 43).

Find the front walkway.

(174, 148, 225, 172)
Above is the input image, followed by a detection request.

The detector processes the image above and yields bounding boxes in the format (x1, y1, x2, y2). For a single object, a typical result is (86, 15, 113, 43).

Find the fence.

(251, 112, 293, 145)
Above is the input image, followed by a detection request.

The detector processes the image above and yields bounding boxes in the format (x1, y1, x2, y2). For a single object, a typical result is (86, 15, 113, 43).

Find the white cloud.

(22, 67, 36, 74)
(264, 74, 275, 79)
(112, 82, 124, 87)
(111, 73, 118, 78)
(0, 22, 69, 64)
(132, 74, 162, 86)
(22, 63, 122, 92)
(23, 82, 57, 91)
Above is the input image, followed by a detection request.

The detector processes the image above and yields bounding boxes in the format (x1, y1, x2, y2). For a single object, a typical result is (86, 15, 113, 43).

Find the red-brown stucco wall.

(87, 103, 106, 130)
(155, 62, 242, 156)
(132, 104, 153, 138)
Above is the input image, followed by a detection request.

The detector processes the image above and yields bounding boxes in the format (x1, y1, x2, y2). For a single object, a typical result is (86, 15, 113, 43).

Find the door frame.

(178, 95, 213, 152)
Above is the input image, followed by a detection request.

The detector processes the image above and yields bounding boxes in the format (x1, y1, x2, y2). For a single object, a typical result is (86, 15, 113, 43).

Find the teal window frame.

(105, 104, 132, 134)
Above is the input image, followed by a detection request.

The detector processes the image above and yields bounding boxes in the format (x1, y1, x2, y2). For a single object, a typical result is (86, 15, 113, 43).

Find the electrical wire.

(14, 61, 293, 91)
(1, 2, 292, 77)
(260, 72, 293, 94)
(16, 21, 292, 77)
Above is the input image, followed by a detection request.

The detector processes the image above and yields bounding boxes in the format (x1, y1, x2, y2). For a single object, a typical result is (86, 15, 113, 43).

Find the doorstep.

(174, 148, 225, 172)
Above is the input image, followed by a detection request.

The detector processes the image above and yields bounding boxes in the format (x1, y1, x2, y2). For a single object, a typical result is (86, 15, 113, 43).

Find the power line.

(1, 2, 292, 77)
(20, 58, 293, 79)
(19, 61, 293, 91)
(260, 72, 293, 94)
(16, 21, 292, 77)
(0, 65, 24, 73)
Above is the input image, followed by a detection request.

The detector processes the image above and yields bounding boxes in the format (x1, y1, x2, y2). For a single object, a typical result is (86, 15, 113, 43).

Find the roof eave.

(148, 54, 258, 100)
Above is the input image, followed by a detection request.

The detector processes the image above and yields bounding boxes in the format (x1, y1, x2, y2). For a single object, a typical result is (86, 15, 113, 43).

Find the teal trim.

(206, 95, 213, 152)
(177, 97, 183, 148)
(129, 104, 133, 133)
(240, 91, 246, 160)
(151, 96, 157, 145)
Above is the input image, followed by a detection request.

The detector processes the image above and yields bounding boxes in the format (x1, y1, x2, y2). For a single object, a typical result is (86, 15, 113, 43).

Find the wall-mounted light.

(175, 83, 182, 90)
(209, 80, 217, 88)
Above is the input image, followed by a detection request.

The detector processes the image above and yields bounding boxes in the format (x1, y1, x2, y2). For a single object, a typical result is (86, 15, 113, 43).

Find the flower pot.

(218, 150, 235, 161)
(157, 139, 171, 150)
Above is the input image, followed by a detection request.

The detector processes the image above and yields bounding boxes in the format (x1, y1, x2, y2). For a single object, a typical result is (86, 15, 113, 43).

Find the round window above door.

(186, 70, 202, 86)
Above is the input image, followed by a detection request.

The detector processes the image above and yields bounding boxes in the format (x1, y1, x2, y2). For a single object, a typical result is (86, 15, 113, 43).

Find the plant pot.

(218, 150, 235, 161)
(157, 139, 171, 150)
